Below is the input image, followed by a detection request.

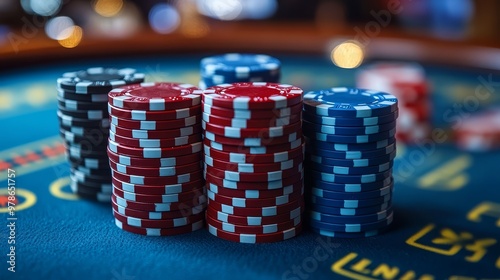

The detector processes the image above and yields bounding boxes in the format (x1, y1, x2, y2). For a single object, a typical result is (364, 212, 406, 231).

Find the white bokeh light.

(149, 3, 180, 34)
(21, 0, 62, 16)
(45, 16, 75, 40)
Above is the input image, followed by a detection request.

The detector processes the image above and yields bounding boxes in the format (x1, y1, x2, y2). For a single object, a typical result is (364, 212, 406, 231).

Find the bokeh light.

(196, 0, 243, 21)
(242, 0, 277, 19)
(21, 0, 62, 16)
(93, 0, 124, 18)
(45, 16, 75, 40)
(330, 41, 365, 69)
(149, 3, 180, 34)
(86, 2, 141, 38)
(58, 26, 83, 48)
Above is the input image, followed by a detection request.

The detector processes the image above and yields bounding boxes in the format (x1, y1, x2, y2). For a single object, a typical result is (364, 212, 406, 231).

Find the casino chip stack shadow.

(199, 53, 281, 89)
(303, 87, 398, 238)
(107, 83, 207, 236)
(57, 67, 145, 202)
(202, 82, 305, 243)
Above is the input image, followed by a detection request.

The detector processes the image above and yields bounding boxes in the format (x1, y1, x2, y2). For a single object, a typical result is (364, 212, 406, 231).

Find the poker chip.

(207, 223, 302, 243)
(203, 83, 302, 109)
(108, 82, 205, 235)
(356, 62, 430, 143)
(56, 67, 145, 202)
(109, 130, 202, 148)
(108, 104, 201, 121)
(110, 123, 202, 139)
(204, 130, 302, 147)
(199, 53, 281, 89)
(453, 107, 500, 152)
(304, 87, 398, 238)
(206, 205, 303, 226)
(204, 143, 305, 164)
(203, 102, 302, 120)
(114, 219, 204, 236)
(108, 82, 202, 111)
(205, 172, 304, 190)
(303, 87, 398, 118)
(107, 147, 201, 167)
(310, 227, 387, 238)
(205, 213, 301, 234)
(204, 154, 303, 173)
(202, 82, 305, 242)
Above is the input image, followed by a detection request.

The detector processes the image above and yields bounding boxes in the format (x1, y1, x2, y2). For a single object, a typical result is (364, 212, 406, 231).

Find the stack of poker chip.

(303, 87, 398, 238)
(199, 53, 281, 90)
(107, 82, 206, 236)
(202, 82, 305, 243)
(356, 62, 430, 143)
(57, 67, 145, 202)
(453, 107, 500, 151)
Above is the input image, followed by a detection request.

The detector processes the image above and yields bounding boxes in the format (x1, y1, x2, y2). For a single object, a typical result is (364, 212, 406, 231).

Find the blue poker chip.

(309, 206, 392, 224)
(303, 87, 398, 118)
(309, 211, 394, 233)
(304, 126, 396, 144)
(306, 176, 393, 192)
(309, 169, 392, 184)
(200, 53, 281, 77)
(308, 161, 393, 175)
(309, 193, 391, 208)
(306, 143, 396, 159)
(310, 183, 393, 200)
(305, 136, 396, 152)
(309, 201, 391, 216)
(311, 226, 388, 238)
(303, 120, 396, 136)
(303, 110, 399, 127)
(308, 150, 397, 168)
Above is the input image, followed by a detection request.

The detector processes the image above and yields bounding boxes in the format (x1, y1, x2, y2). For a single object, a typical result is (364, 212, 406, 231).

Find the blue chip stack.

(199, 53, 281, 89)
(303, 87, 398, 238)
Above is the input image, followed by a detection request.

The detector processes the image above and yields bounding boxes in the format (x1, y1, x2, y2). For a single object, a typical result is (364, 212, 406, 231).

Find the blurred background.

(0, 0, 499, 60)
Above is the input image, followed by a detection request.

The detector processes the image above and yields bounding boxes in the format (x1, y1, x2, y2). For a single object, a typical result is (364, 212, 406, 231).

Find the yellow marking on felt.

(418, 155, 471, 190)
(331, 253, 378, 280)
(0, 91, 14, 109)
(25, 85, 50, 106)
(50, 177, 78, 200)
(0, 188, 37, 213)
(406, 224, 462, 256)
(467, 202, 500, 227)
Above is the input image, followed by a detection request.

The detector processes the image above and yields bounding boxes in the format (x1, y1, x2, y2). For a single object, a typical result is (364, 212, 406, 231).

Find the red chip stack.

(453, 107, 500, 151)
(356, 62, 431, 143)
(107, 82, 206, 236)
(201, 82, 305, 243)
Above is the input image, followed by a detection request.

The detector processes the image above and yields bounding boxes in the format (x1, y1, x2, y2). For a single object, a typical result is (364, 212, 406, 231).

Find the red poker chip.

(202, 120, 302, 139)
(204, 154, 303, 173)
(109, 130, 201, 148)
(110, 123, 202, 139)
(207, 180, 303, 199)
(112, 193, 207, 212)
(112, 186, 205, 203)
(204, 134, 303, 150)
(202, 82, 303, 110)
(110, 115, 201, 130)
(203, 102, 303, 119)
(205, 171, 303, 190)
(207, 222, 302, 243)
(108, 104, 201, 121)
(112, 176, 204, 195)
(112, 169, 203, 185)
(204, 143, 305, 164)
(109, 159, 201, 177)
(115, 218, 204, 236)
(204, 163, 303, 182)
(202, 112, 300, 129)
(108, 82, 202, 111)
(107, 147, 201, 167)
(206, 212, 301, 234)
(208, 197, 304, 217)
(108, 139, 202, 158)
(113, 209, 205, 228)
(206, 204, 303, 226)
(207, 188, 303, 208)
(112, 196, 206, 220)
(454, 108, 500, 136)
